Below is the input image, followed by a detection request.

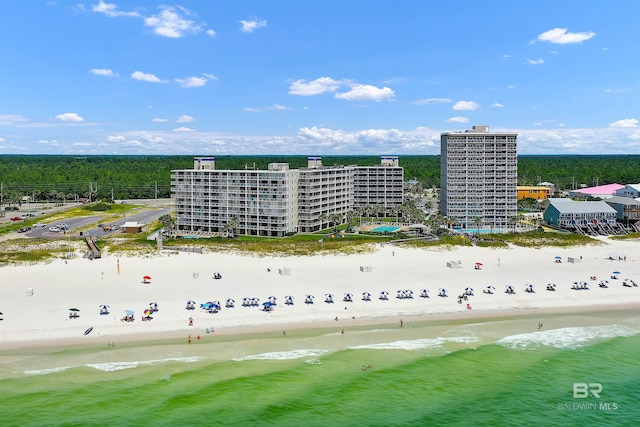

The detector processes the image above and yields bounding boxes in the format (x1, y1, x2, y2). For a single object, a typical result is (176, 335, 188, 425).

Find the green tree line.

(0, 154, 638, 204)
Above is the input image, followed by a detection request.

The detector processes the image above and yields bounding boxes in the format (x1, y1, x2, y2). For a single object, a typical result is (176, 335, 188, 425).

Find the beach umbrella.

(226, 298, 234, 303)
(465, 287, 474, 293)
(380, 291, 389, 296)
(554, 256, 561, 260)
(187, 300, 196, 305)
(613, 271, 621, 275)
(143, 309, 153, 316)
(124, 310, 134, 316)
(99, 305, 109, 309)
(143, 275, 151, 280)
(69, 308, 80, 312)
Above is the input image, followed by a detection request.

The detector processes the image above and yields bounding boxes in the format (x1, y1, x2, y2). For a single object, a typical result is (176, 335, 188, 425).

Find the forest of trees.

(0, 154, 638, 205)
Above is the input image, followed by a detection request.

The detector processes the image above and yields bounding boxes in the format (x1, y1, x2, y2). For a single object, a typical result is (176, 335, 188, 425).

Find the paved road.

(19, 207, 172, 238)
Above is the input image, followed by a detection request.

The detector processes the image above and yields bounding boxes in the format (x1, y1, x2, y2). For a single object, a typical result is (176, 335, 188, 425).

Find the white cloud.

(151, 118, 168, 122)
(525, 58, 544, 65)
(173, 126, 196, 132)
(413, 98, 451, 105)
(55, 113, 84, 122)
(491, 103, 505, 108)
(176, 76, 207, 88)
(92, 0, 139, 18)
(507, 84, 516, 89)
(90, 68, 115, 76)
(144, 6, 201, 38)
(452, 101, 479, 111)
(289, 77, 342, 96)
(131, 71, 163, 83)
(0, 114, 28, 125)
(334, 85, 395, 102)
(176, 115, 195, 123)
(206, 29, 216, 37)
(243, 107, 260, 112)
(535, 28, 596, 44)
(609, 118, 638, 128)
(446, 116, 469, 123)
(270, 104, 291, 111)
(240, 19, 267, 33)
(107, 135, 126, 142)
(203, 73, 218, 81)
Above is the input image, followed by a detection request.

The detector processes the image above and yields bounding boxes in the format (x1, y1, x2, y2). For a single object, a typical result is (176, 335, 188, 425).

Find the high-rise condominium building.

(171, 156, 404, 237)
(440, 125, 518, 230)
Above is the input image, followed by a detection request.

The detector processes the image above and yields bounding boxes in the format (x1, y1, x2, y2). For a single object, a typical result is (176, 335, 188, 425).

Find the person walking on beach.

(400, 319, 404, 327)
(188, 334, 192, 344)
(538, 323, 543, 329)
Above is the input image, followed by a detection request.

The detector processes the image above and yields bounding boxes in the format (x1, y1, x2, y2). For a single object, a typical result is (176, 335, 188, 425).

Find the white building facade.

(440, 125, 518, 230)
(353, 156, 404, 210)
(172, 156, 403, 237)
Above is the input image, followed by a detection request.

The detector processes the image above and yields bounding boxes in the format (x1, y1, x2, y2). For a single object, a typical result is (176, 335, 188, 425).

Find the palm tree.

(329, 213, 342, 232)
(474, 217, 483, 234)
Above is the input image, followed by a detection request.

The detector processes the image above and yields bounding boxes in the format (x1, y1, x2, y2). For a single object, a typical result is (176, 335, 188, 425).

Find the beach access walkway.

(85, 235, 101, 259)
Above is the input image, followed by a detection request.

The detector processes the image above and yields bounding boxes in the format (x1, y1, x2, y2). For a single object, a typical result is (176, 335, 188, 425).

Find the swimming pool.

(373, 225, 401, 233)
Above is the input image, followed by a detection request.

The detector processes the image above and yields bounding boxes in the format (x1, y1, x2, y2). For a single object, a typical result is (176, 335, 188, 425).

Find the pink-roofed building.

(569, 183, 625, 200)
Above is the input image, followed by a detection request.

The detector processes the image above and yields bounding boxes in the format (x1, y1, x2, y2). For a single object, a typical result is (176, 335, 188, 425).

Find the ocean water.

(1, 310, 639, 426)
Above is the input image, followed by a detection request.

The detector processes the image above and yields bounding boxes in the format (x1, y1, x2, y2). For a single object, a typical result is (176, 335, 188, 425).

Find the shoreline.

(3, 301, 640, 353)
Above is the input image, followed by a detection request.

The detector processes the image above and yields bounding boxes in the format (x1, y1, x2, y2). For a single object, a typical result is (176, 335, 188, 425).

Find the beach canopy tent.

(69, 308, 80, 318)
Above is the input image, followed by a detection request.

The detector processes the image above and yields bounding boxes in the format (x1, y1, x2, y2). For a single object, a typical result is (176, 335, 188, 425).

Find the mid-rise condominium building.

(171, 156, 404, 237)
(440, 125, 518, 230)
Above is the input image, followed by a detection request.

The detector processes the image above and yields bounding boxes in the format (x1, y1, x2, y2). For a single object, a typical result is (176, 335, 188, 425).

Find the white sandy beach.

(1, 237, 639, 349)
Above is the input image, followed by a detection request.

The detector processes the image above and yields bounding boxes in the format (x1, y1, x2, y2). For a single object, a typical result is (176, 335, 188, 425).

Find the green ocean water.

(2, 311, 639, 427)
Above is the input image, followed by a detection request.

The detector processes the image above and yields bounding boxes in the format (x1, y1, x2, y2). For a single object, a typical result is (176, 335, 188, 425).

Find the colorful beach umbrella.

(144, 309, 153, 316)
(143, 275, 151, 280)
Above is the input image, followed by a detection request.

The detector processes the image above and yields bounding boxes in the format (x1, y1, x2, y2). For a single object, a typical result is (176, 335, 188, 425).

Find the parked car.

(18, 226, 32, 233)
(49, 226, 60, 232)
(10, 216, 24, 221)
(33, 222, 46, 227)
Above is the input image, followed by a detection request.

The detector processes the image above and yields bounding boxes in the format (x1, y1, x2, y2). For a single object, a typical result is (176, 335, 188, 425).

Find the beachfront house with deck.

(604, 196, 640, 229)
(543, 198, 620, 234)
(171, 156, 404, 237)
(440, 125, 518, 231)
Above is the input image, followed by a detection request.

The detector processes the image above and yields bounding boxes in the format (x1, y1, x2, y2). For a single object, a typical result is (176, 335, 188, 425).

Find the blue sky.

(1, 1, 639, 155)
